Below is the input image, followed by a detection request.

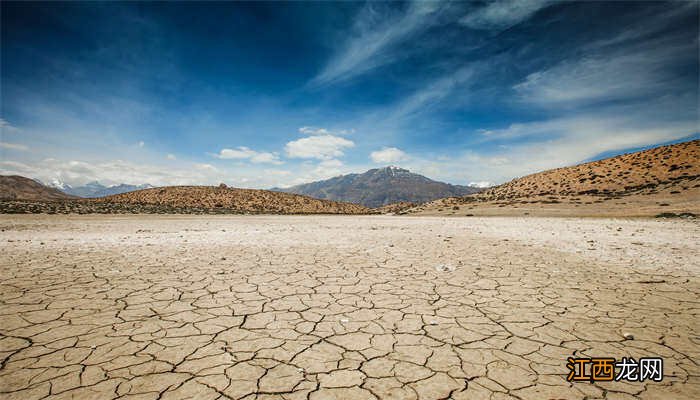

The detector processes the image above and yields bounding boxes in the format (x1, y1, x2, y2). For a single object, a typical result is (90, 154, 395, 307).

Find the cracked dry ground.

(0, 216, 698, 400)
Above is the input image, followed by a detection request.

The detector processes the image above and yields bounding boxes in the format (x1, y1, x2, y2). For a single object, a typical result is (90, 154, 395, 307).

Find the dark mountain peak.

(370, 166, 412, 176)
(277, 167, 483, 208)
(84, 181, 106, 188)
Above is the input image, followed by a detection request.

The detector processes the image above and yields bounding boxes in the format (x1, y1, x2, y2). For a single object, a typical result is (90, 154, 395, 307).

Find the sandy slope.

(410, 140, 700, 217)
(1, 215, 698, 399)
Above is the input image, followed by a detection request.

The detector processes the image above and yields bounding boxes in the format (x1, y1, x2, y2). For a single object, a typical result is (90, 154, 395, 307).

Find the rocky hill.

(94, 185, 370, 214)
(410, 139, 700, 217)
(276, 166, 482, 207)
(475, 139, 699, 200)
(0, 175, 76, 201)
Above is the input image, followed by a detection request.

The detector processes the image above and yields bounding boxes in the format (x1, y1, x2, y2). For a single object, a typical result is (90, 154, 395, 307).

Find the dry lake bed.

(0, 215, 698, 400)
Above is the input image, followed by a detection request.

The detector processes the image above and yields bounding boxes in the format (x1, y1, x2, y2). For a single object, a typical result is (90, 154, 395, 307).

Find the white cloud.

(299, 126, 332, 135)
(460, 0, 552, 30)
(0, 142, 29, 151)
(285, 135, 355, 160)
(469, 181, 493, 188)
(311, 1, 444, 85)
(0, 158, 212, 187)
(312, 159, 345, 180)
(282, 159, 349, 187)
(166, 153, 176, 160)
(194, 163, 217, 171)
(215, 146, 283, 164)
(370, 147, 409, 163)
(138, 141, 145, 148)
(0, 156, 301, 190)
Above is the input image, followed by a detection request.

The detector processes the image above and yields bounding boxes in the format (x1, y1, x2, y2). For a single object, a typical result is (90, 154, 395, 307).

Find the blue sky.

(1, 1, 698, 188)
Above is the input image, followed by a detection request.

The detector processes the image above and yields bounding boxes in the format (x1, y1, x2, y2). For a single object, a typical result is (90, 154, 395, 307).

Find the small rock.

(435, 264, 456, 272)
(623, 332, 634, 340)
(340, 318, 349, 323)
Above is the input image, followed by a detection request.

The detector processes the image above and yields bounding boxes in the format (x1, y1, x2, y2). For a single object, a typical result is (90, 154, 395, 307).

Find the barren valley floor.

(0, 215, 698, 399)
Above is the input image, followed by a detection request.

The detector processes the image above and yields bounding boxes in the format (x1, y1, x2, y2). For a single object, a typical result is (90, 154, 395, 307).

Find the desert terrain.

(0, 179, 369, 215)
(410, 140, 699, 217)
(1, 215, 698, 400)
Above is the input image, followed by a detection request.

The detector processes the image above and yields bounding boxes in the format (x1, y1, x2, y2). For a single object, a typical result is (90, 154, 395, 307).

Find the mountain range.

(3, 140, 698, 217)
(46, 179, 154, 198)
(274, 166, 483, 208)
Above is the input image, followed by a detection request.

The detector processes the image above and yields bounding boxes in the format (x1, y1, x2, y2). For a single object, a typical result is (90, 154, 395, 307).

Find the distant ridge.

(275, 166, 482, 207)
(46, 179, 154, 198)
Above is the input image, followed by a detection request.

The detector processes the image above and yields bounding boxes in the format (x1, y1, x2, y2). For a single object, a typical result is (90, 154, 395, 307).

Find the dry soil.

(0, 215, 698, 400)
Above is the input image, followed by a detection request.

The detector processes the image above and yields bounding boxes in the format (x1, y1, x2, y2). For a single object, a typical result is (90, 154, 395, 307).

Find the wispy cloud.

(298, 126, 354, 136)
(460, 0, 554, 30)
(389, 66, 476, 119)
(0, 142, 29, 151)
(513, 39, 696, 107)
(585, 3, 696, 50)
(0, 118, 19, 132)
(311, 1, 444, 86)
(469, 108, 698, 182)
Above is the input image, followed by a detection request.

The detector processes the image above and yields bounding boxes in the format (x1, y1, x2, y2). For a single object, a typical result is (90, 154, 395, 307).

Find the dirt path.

(1, 215, 698, 399)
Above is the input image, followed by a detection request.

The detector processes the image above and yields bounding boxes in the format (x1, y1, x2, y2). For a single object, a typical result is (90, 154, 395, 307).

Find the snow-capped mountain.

(45, 180, 154, 198)
(47, 177, 73, 191)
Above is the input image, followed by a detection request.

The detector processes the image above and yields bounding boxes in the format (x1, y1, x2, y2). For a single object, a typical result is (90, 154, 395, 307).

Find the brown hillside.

(93, 185, 370, 214)
(0, 175, 75, 201)
(374, 201, 416, 214)
(410, 140, 700, 217)
(477, 139, 699, 200)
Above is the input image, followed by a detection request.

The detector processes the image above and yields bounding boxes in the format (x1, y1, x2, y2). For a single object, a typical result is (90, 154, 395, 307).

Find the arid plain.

(1, 215, 698, 400)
